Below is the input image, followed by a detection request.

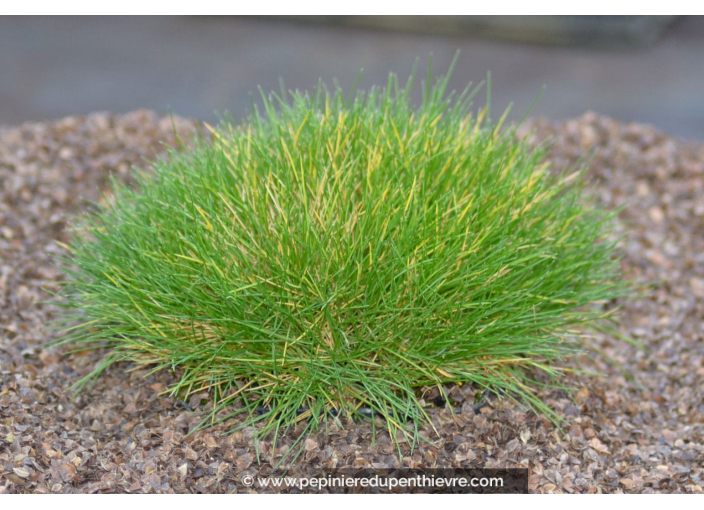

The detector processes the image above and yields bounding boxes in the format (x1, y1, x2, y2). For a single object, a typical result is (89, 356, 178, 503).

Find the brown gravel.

(1, 110, 703, 494)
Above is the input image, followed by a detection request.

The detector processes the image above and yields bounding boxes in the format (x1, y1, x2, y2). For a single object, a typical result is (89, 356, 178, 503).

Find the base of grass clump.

(55, 61, 626, 457)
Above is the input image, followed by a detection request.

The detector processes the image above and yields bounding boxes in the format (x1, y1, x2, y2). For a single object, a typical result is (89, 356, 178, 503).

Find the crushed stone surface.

(0, 110, 702, 493)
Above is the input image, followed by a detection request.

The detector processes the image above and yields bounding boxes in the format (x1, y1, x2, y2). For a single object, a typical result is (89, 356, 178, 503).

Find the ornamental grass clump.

(57, 65, 624, 452)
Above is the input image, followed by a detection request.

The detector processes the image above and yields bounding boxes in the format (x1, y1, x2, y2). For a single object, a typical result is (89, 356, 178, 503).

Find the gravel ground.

(0, 110, 702, 494)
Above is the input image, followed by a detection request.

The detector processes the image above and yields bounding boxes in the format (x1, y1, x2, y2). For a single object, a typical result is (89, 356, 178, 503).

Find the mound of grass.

(56, 63, 625, 456)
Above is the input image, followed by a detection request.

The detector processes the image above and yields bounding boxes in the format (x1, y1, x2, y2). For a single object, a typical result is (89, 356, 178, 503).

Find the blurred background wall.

(1, 15, 702, 140)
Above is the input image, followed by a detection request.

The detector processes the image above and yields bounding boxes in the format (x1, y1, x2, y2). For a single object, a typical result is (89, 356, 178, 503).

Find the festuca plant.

(56, 62, 625, 457)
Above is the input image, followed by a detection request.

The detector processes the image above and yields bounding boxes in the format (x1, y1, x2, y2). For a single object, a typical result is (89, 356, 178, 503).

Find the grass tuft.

(55, 62, 627, 460)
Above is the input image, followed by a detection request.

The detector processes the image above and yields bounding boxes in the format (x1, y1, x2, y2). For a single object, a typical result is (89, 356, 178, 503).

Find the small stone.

(542, 483, 557, 493)
(520, 429, 532, 444)
(12, 467, 30, 479)
(648, 206, 665, 224)
(620, 478, 634, 489)
(564, 405, 580, 416)
(690, 278, 704, 298)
